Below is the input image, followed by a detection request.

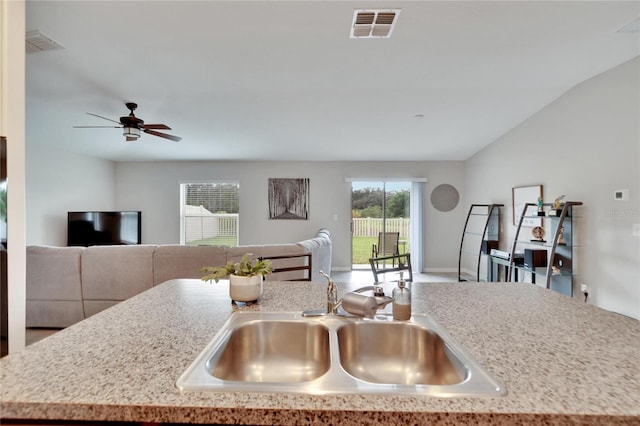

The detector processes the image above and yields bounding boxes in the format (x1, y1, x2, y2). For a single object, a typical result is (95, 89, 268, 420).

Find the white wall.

(115, 161, 466, 272)
(466, 57, 640, 319)
(26, 145, 116, 246)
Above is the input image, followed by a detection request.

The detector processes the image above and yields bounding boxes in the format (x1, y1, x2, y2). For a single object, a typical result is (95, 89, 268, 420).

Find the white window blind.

(180, 182, 239, 246)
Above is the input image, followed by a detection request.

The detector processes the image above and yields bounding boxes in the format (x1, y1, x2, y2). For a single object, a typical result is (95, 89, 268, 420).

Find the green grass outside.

(352, 236, 409, 264)
(352, 236, 377, 264)
(187, 236, 238, 246)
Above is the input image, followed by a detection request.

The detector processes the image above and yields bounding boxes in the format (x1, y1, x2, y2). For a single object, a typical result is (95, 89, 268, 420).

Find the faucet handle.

(373, 285, 385, 297)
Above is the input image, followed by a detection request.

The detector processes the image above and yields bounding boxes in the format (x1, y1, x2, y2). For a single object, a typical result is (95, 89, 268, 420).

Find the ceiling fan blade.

(143, 123, 172, 130)
(86, 112, 122, 125)
(144, 128, 182, 142)
(73, 125, 122, 128)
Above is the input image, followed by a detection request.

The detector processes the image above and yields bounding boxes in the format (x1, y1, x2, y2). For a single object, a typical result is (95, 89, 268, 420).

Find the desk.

(490, 256, 512, 282)
(489, 255, 529, 282)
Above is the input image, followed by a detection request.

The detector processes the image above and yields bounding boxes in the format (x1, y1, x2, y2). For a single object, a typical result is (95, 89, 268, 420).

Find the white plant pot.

(229, 274, 263, 302)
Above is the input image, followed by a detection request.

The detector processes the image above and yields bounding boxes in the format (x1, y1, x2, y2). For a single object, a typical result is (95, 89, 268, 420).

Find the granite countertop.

(1, 279, 639, 425)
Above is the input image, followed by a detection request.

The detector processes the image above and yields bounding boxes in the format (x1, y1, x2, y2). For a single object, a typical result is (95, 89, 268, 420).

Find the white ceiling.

(25, 1, 640, 162)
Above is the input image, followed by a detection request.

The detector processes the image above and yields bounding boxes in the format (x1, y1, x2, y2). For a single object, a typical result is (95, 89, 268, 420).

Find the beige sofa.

(26, 229, 331, 328)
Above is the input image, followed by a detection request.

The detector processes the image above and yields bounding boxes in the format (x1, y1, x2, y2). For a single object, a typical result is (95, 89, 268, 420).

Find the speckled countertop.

(1, 279, 639, 425)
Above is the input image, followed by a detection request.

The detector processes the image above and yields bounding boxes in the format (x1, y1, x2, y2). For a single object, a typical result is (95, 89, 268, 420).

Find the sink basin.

(337, 322, 466, 385)
(208, 320, 330, 383)
(177, 311, 506, 396)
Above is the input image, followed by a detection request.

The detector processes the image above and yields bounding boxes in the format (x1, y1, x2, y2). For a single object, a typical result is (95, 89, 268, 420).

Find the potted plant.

(200, 253, 272, 302)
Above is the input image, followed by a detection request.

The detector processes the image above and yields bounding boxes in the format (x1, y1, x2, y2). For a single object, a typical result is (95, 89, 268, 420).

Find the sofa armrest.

(26, 245, 85, 327)
(297, 228, 332, 282)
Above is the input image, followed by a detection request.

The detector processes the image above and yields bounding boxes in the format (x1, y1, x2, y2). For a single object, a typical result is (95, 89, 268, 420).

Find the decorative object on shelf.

(552, 194, 565, 215)
(200, 254, 273, 303)
(537, 197, 545, 216)
(531, 226, 546, 242)
(268, 178, 309, 220)
(512, 185, 543, 226)
(557, 227, 566, 245)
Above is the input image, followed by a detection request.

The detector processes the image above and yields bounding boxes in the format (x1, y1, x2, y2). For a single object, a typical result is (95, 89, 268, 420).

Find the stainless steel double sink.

(176, 311, 506, 396)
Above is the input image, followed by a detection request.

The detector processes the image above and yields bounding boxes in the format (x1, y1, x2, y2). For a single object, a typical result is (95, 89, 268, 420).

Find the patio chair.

(369, 252, 413, 284)
(371, 232, 400, 259)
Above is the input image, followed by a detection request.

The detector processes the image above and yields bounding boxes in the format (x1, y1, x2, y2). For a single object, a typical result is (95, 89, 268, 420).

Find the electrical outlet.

(581, 284, 589, 294)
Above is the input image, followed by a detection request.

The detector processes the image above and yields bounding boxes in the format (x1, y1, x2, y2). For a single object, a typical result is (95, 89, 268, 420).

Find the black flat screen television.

(67, 211, 141, 247)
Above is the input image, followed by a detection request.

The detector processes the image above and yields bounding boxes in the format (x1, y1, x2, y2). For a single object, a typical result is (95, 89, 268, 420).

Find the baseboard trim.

(423, 267, 458, 273)
(333, 266, 459, 274)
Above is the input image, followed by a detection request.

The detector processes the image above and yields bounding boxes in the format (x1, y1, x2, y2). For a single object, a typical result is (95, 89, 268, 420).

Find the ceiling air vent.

(350, 9, 401, 39)
(26, 30, 64, 54)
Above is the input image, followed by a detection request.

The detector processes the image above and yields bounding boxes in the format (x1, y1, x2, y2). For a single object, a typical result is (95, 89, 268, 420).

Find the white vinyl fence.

(184, 210, 238, 245)
(352, 218, 409, 238)
(184, 212, 407, 244)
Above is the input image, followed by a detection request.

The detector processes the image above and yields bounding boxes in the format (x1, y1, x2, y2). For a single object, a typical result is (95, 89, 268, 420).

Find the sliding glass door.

(351, 181, 411, 269)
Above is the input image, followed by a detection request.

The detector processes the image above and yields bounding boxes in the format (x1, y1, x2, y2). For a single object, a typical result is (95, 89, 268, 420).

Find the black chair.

(259, 253, 312, 281)
(369, 252, 412, 283)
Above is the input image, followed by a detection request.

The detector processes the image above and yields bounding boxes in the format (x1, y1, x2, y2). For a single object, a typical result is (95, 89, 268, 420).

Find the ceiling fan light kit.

(123, 127, 140, 140)
(73, 102, 181, 142)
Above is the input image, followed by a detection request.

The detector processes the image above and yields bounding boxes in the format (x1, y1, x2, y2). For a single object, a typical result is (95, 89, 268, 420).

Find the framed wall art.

(512, 184, 543, 227)
(268, 178, 309, 220)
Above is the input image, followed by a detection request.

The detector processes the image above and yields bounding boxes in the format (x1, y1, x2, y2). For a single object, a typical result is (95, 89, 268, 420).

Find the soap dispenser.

(392, 272, 411, 321)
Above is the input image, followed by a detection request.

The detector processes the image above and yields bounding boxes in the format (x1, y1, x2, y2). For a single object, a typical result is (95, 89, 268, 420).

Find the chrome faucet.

(320, 270, 339, 314)
(313, 271, 393, 318)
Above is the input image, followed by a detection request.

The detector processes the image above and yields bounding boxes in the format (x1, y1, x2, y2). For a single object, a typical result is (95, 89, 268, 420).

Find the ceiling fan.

(73, 102, 182, 142)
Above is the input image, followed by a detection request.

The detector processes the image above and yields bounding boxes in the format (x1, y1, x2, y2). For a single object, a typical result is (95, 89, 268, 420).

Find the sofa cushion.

(153, 245, 228, 285)
(81, 245, 156, 301)
(26, 300, 86, 328)
(26, 245, 84, 301)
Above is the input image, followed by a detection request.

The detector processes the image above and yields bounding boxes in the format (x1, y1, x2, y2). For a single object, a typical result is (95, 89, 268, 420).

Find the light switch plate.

(633, 224, 640, 237)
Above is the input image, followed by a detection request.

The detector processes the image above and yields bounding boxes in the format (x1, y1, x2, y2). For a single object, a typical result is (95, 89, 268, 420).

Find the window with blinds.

(180, 182, 239, 246)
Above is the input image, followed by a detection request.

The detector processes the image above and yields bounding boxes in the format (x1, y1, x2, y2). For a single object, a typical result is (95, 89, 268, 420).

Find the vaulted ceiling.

(25, 1, 639, 162)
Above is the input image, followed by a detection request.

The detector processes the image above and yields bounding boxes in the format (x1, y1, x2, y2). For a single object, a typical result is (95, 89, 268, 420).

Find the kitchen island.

(1, 279, 639, 425)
